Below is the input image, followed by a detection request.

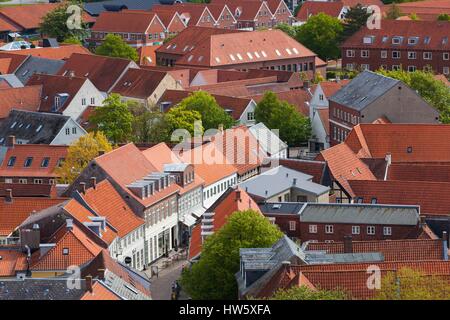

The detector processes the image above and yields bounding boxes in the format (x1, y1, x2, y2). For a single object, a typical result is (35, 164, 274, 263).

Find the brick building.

(341, 20, 450, 76)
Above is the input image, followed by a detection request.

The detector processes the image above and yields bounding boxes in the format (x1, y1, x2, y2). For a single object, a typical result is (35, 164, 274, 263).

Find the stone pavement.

(146, 253, 191, 300)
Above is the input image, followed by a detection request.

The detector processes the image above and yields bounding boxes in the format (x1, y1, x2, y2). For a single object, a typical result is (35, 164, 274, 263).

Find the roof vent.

(406, 146, 413, 153)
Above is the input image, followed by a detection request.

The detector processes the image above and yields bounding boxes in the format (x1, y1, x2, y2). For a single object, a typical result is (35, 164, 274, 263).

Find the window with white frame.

(367, 226, 376, 235)
(325, 225, 334, 234)
(392, 37, 402, 45)
(444, 52, 449, 60)
(444, 67, 449, 75)
(361, 64, 370, 71)
(408, 65, 416, 72)
(352, 226, 360, 235)
(309, 224, 317, 234)
(383, 226, 392, 236)
(408, 51, 416, 59)
(392, 65, 400, 71)
(289, 221, 296, 231)
(392, 51, 400, 59)
(408, 37, 418, 45)
(380, 50, 387, 59)
(423, 52, 432, 60)
(361, 50, 369, 58)
(346, 50, 355, 58)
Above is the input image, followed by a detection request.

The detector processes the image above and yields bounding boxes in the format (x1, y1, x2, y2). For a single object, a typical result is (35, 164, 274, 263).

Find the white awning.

(8, 33, 21, 38)
(191, 206, 206, 219)
(182, 214, 197, 227)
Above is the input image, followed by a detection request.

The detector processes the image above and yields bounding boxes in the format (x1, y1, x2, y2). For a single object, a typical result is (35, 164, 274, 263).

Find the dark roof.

(84, 0, 181, 16)
(329, 71, 399, 111)
(14, 56, 65, 85)
(0, 110, 70, 145)
(110, 68, 168, 99)
(0, 278, 86, 300)
(0, 183, 54, 197)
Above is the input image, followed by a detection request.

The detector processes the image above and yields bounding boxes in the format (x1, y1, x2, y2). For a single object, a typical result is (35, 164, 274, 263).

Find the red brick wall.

(329, 101, 360, 146)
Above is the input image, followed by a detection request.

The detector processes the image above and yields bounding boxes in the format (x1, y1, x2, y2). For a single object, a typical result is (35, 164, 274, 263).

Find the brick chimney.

(79, 182, 86, 194)
(344, 235, 353, 254)
(97, 268, 105, 280)
(85, 275, 93, 293)
(4, 189, 12, 203)
(90, 177, 97, 190)
(6, 135, 15, 148)
(235, 190, 241, 202)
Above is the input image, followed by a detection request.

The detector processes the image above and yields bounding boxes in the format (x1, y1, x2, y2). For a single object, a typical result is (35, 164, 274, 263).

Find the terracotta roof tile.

(319, 80, 350, 98)
(111, 68, 168, 99)
(0, 197, 66, 236)
(0, 144, 68, 179)
(0, 86, 42, 118)
(58, 53, 134, 92)
(26, 74, 87, 113)
(81, 281, 121, 300)
(387, 163, 450, 182)
(0, 52, 28, 73)
(277, 159, 326, 184)
(138, 45, 159, 66)
(348, 180, 450, 216)
(7, 44, 91, 60)
(92, 10, 157, 33)
(0, 183, 55, 198)
(0, 249, 27, 276)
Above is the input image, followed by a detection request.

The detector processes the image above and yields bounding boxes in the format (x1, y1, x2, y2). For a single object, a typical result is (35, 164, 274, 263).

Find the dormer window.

(363, 36, 374, 44)
(55, 96, 60, 109)
(24, 157, 33, 168)
(392, 37, 402, 45)
(41, 157, 50, 168)
(7, 156, 16, 167)
(408, 37, 419, 45)
(424, 36, 431, 44)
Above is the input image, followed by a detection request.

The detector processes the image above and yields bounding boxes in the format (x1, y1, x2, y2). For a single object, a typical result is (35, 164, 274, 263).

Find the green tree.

(342, 5, 372, 39)
(177, 91, 235, 130)
(39, 1, 88, 42)
(409, 13, 420, 20)
(62, 36, 82, 45)
(128, 102, 170, 143)
(180, 210, 283, 300)
(95, 34, 139, 62)
(437, 13, 450, 21)
(296, 13, 344, 60)
(254, 91, 311, 146)
(275, 23, 297, 38)
(374, 268, 450, 300)
(165, 106, 203, 140)
(90, 94, 134, 143)
(385, 4, 402, 20)
(270, 285, 348, 300)
(56, 132, 112, 183)
(376, 69, 450, 123)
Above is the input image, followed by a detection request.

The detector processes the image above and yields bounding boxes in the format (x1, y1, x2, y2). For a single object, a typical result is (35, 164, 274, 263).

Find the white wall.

(202, 173, 238, 209)
(62, 79, 105, 121)
(239, 101, 257, 126)
(50, 118, 87, 145)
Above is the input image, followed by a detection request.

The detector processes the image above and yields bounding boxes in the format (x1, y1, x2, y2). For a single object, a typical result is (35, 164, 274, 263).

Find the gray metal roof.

(84, 0, 181, 16)
(329, 71, 399, 111)
(239, 166, 330, 198)
(260, 202, 419, 225)
(163, 163, 189, 172)
(0, 278, 86, 300)
(0, 110, 71, 145)
(15, 56, 65, 85)
(0, 74, 24, 88)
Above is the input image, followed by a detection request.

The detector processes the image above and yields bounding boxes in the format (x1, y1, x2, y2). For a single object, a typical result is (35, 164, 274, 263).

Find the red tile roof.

(189, 187, 261, 259)
(152, 3, 213, 26)
(342, 20, 450, 51)
(210, 0, 267, 21)
(307, 239, 446, 262)
(0, 4, 95, 31)
(81, 281, 121, 300)
(58, 53, 134, 92)
(348, 180, 450, 217)
(296, 1, 344, 21)
(81, 180, 145, 237)
(0, 249, 27, 276)
(94, 143, 180, 208)
(277, 159, 327, 184)
(384, 0, 450, 21)
(7, 44, 91, 60)
(0, 183, 56, 198)
(138, 45, 159, 66)
(31, 223, 103, 271)
(0, 52, 29, 73)
(318, 80, 350, 98)
(0, 86, 42, 118)
(0, 197, 66, 236)
(110, 68, 168, 99)
(320, 142, 376, 197)
(387, 163, 450, 183)
(317, 108, 330, 135)
(0, 144, 68, 179)
(26, 74, 87, 113)
(175, 29, 317, 67)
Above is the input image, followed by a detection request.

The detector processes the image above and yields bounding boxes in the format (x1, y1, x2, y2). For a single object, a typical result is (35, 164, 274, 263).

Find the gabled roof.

(296, 1, 344, 21)
(0, 248, 27, 277)
(110, 68, 168, 99)
(305, 238, 447, 262)
(0, 52, 29, 74)
(26, 73, 87, 113)
(0, 110, 73, 144)
(91, 10, 158, 33)
(0, 197, 66, 237)
(348, 180, 450, 216)
(317, 80, 350, 98)
(175, 29, 317, 67)
(0, 86, 42, 118)
(329, 71, 400, 111)
(80, 281, 121, 300)
(79, 179, 145, 237)
(152, 3, 214, 26)
(210, 0, 267, 21)
(58, 53, 135, 92)
(0, 144, 68, 178)
(342, 20, 450, 50)
(249, 122, 288, 156)
(14, 56, 64, 85)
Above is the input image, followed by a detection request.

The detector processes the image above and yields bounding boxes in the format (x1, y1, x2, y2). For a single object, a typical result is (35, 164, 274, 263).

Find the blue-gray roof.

(14, 56, 65, 85)
(83, 0, 181, 16)
(329, 71, 400, 111)
(0, 74, 24, 88)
